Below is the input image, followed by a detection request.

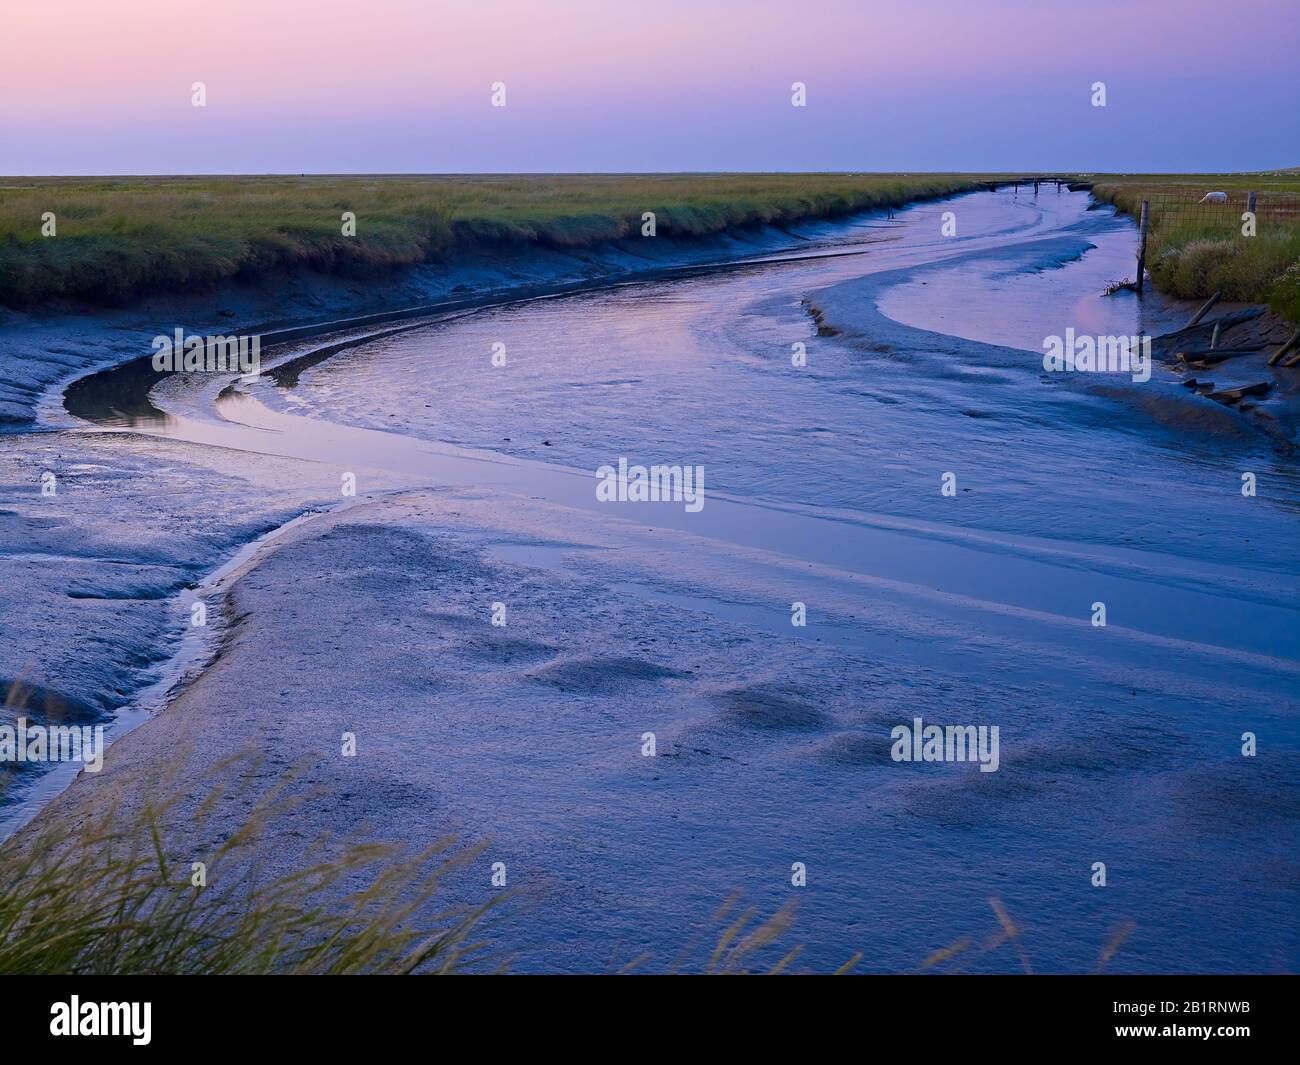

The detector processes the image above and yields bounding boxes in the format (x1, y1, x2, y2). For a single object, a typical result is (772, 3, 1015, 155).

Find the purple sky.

(3, 0, 1297, 174)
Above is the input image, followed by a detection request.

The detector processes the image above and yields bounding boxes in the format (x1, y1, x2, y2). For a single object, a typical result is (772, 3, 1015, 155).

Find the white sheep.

(1198, 191, 1228, 204)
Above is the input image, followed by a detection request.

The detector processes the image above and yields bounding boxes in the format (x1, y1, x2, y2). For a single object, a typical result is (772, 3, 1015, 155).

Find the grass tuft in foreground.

(0, 757, 497, 975)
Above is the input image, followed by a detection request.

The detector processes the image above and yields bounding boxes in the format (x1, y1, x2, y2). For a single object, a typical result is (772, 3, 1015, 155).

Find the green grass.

(0, 173, 1001, 308)
(1089, 170, 1300, 321)
(0, 759, 498, 974)
(0, 667, 496, 975)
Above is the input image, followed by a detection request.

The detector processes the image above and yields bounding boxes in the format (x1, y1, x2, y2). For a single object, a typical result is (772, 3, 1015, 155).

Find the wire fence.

(1142, 188, 1300, 238)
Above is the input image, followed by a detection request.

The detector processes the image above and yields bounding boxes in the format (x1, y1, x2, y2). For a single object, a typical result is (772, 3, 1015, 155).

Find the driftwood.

(1279, 329, 1300, 367)
(1151, 307, 1264, 358)
(1176, 343, 1263, 357)
(1186, 291, 1222, 328)
(1207, 382, 1272, 404)
(1267, 329, 1300, 367)
(1179, 348, 1266, 366)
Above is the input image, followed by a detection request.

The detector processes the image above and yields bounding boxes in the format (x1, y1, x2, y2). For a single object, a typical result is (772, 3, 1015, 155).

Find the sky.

(3, 0, 1297, 174)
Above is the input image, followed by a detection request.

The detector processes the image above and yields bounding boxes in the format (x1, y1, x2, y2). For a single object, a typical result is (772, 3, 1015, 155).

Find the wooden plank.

(1207, 382, 1272, 403)
(1179, 349, 1266, 366)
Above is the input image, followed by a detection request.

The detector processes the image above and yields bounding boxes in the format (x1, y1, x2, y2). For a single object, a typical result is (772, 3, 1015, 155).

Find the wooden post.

(1247, 190, 1257, 218)
(1135, 200, 1149, 294)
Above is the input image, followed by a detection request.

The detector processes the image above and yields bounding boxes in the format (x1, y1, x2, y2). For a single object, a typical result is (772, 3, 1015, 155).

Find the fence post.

(1136, 200, 1149, 294)
(1247, 190, 1257, 227)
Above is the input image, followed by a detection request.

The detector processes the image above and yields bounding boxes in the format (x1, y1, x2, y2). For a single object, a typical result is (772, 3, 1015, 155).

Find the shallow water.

(11, 187, 1300, 972)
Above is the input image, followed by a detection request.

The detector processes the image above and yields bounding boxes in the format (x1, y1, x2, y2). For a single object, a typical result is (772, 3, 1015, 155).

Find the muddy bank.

(0, 429, 348, 833)
(808, 227, 1300, 448)
(0, 212, 910, 431)
(1149, 303, 1300, 432)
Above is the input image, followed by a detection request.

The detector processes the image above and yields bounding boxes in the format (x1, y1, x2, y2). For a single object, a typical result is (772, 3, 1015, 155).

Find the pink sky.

(3, 0, 1297, 173)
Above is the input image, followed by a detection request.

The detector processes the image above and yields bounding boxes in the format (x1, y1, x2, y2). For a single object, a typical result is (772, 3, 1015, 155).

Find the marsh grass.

(0, 752, 500, 975)
(913, 897, 1135, 976)
(1, 676, 502, 974)
(1091, 171, 1300, 320)
(0, 173, 997, 307)
(618, 892, 1133, 975)
(614, 890, 817, 975)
